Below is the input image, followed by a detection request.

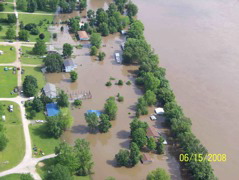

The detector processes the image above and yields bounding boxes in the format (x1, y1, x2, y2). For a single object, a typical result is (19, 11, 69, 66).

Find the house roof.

(146, 126, 159, 137)
(86, 110, 102, 117)
(141, 153, 152, 162)
(46, 103, 60, 116)
(63, 59, 75, 67)
(43, 83, 57, 97)
(78, 31, 89, 39)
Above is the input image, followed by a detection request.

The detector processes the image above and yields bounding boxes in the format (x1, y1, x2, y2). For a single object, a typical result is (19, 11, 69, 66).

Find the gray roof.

(64, 59, 75, 67)
(43, 83, 57, 98)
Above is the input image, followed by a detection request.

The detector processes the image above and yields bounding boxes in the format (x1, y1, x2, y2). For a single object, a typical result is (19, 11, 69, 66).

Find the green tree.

(90, 46, 98, 56)
(32, 39, 46, 55)
(127, 20, 144, 39)
(17, 0, 27, 11)
(45, 164, 73, 180)
(0, 132, 8, 151)
(7, 14, 17, 23)
(157, 88, 175, 105)
(70, 71, 78, 82)
(126, 2, 138, 17)
(32, 97, 44, 112)
(147, 137, 156, 151)
(57, 90, 69, 107)
(104, 97, 118, 120)
(136, 97, 148, 117)
(79, 0, 87, 12)
(96, 10, 108, 25)
(69, 18, 80, 33)
(0, 26, 2, 31)
(23, 75, 38, 97)
(143, 72, 160, 92)
(156, 137, 165, 154)
(132, 128, 147, 149)
(18, 30, 29, 41)
(39, 33, 45, 39)
(105, 177, 115, 180)
(130, 118, 148, 135)
(20, 173, 34, 180)
(98, 114, 111, 133)
(115, 149, 130, 167)
(87, 9, 95, 19)
(85, 112, 99, 132)
(74, 138, 94, 176)
(6, 28, 16, 40)
(147, 168, 170, 180)
(30, 28, 39, 35)
(46, 115, 63, 138)
(99, 22, 109, 36)
(129, 142, 141, 166)
(73, 99, 82, 107)
(144, 90, 157, 106)
(0, 3, 5, 12)
(90, 33, 102, 48)
(98, 51, 106, 61)
(44, 54, 63, 73)
(63, 43, 73, 57)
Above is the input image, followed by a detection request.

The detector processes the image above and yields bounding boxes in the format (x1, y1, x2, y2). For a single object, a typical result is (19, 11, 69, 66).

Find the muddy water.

(46, 7, 182, 179)
(127, 0, 239, 179)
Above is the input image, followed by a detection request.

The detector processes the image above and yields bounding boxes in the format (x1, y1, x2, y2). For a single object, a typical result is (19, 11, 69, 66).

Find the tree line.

(0, 103, 8, 151)
(121, 19, 216, 180)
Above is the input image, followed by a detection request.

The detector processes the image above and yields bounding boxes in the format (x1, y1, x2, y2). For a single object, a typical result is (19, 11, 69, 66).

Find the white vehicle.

(121, 43, 125, 50)
(28, 97, 34, 100)
(154, 107, 164, 115)
(9, 105, 13, 112)
(150, 115, 157, 121)
(115, 53, 121, 63)
(36, 120, 44, 123)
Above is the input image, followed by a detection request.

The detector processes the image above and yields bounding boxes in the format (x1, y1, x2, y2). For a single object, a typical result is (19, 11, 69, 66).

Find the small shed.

(86, 110, 102, 117)
(78, 31, 89, 41)
(154, 107, 164, 115)
(46, 103, 60, 117)
(43, 83, 57, 98)
(63, 59, 77, 72)
(141, 153, 152, 164)
(146, 126, 160, 139)
(0, 50, 4, 55)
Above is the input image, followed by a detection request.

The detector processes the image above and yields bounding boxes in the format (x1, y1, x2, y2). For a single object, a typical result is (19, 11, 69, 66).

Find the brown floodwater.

(131, 0, 239, 179)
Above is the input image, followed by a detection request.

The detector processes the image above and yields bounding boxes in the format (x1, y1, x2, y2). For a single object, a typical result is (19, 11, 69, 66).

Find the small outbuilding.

(0, 50, 4, 55)
(2, 115, 6, 121)
(78, 31, 89, 41)
(43, 83, 57, 98)
(146, 126, 160, 139)
(63, 59, 77, 72)
(141, 153, 152, 164)
(86, 110, 102, 117)
(46, 103, 60, 117)
(154, 107, 164, 115)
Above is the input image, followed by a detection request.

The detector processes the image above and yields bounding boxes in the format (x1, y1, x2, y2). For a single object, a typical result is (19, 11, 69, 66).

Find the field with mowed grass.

(0, 66, 18, 98)
(0, 101, 25, 172)
(21, 66, 46, 93)
(0, 174, 22, 180)
(2, 3, 14, 12)
(29, 124, 60, 156)
(20, 46, 44, 65)
(18, 14, 54, 42)
(0, 45, 16, 63)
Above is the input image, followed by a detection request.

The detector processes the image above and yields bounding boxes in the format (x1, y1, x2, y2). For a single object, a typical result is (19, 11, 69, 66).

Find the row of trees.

(123, 18, 216, 179)
(0, 103, 8, 151)
(17, 0, 59, 12)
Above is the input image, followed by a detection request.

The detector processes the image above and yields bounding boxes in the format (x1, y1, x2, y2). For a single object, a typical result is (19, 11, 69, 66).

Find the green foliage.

(98, 51, 106, 61)
(131, 128, 147, 149)
(98, 114, 111, 133)
(136, 97, 148, 117)
(32, 39, 46, 55)
(39, 33, 45, 39)
(79, 0, 87, 12)
(105, 177, 116, 180)
(20, 173, 34, 180)
(30, 28, 39, 35)
(68, 18, 80, 33)
(7, 14, 17, 23)
(73, 99, 82, 107)
(70, 71, 78, 82)
(56, 90, 69, 107)
(90, 46, 98, 56)
(118, 96, 124, 102)
(117, 80, 123, 86)
(44, 54, 63, 73)
(0, 3, 4, 12)
(147, 137, 157, 151)
(115, 149, 130, 167)
(126, 81, 131, 85)
(157, 88, 175, 105)
(63, 43, 73, 57)
(0, 131, 8, 151)
(126, 2, 138, 17)
(30, 110, 36, 119)
(23, 75, 38, 97)
(55, 139, 93, 176)
(129, 142, 141, 166)
(105, 81, 112, 86)
(87, 10, 95, 19)
(144, 90, 157, 106)
(19, 30, 29, 41)
(85, 112, 99, 132)
(127, 20, 144, 39)
(32, 97, 44, 112)
(156, 136, 165, 154)
(104, 97, 118, 120)
(6, 27, 15, 40)
(147, 168, 170, 180)
(90, 33, 102, 48)
(143, 72, 161, 92)
(45, 164, 73, 180)
(98, 22, 109, 36)
(53, 33, 57, 39)
(130, 118, 148, 135)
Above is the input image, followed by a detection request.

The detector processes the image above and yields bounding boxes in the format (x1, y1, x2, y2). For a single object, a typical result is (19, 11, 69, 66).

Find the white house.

(43, 83, 57, 98)
(63, 59, 77, 72)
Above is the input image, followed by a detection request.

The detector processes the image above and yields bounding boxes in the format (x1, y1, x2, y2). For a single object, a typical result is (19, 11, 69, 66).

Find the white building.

(63, 59, 77, 72)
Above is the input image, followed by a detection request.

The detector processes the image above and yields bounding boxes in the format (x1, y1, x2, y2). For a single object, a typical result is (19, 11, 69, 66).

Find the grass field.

(26, 106, 46, 120)
(0, 66, 18, 98)
(29, 124, 60, 156)
(18, 14, 54, 42)
(21, 46, 44, 65)
(0, 101, 25, 172)
(4, 0, 14, 2)
(0, 45, 16, 63)
(0, 24, 16, 42)
(21, 66, 45, 93)
(0, 174, 21, 180)
(3, 3, 14, 12)
(36, 158, 91, 180)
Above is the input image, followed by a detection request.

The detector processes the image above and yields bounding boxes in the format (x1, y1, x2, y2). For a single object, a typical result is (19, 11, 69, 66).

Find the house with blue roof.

(86, 110, 102, 117)
(46, 103, 60, 117)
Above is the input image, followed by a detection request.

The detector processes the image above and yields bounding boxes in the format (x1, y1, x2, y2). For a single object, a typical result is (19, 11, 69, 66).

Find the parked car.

(9, 105, 13, 112)
(36, 120, 44, 123)
(115, 53, 121, 63)
(121, 42, 125, 50)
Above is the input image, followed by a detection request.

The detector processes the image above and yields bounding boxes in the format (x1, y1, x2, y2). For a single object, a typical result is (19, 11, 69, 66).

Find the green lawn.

(36, 158, 91, 180)
(18, 14, 54, 42)
(26, 106, 46, 120)
(3, 3, 14, 12)
(21, 66, 45, 93)
(4, 0, 14, 2)
(21, 46, 44, 65)
(0, 174, 21, 180)
(0, 66, 18, 98)
(0, 45, 16, 63)
(0, 101, 25, 172)
(29, 124, 60, 156)
(0, 24, 16, 42)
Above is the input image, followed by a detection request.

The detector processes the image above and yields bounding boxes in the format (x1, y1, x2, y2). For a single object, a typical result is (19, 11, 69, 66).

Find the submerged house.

(43, 83, 57, 98)
(47, 45, 62, 54)
(86, 110, 102, 117)
(141, 153, 152, 164)
(63, 59, 77, 72)
(46, 103, 60, 117)
(146, 126, 160, 139)
(77, 31, 90, 41)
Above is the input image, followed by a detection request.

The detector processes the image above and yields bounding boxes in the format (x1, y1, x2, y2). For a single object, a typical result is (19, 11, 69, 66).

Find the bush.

(30, 110, 36, 118)
(30, 28, 39, 35)
(118, 96, 124, 102)
(90, 46, 98, 56)
(117, 80, 123, 86)
(105, 81, 112, 86)
(39, 33, 45, 39)
(25, 23, 37, 31)
(74, 99, 82, 107)
(126, 81, 131, 85)
(53, 33, 57, 39)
